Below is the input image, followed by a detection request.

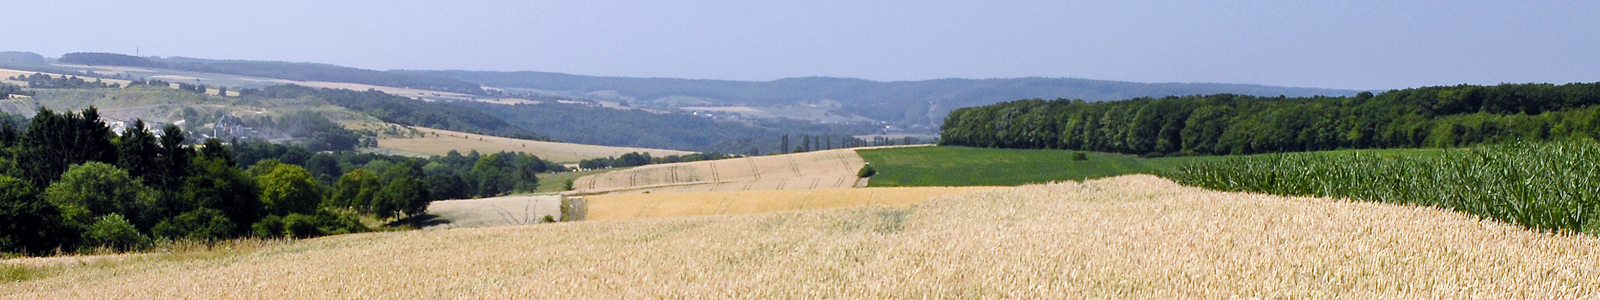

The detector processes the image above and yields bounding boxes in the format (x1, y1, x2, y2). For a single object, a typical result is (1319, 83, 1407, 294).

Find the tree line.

(0, 82, 27, 99)
(0, 107, 563, 255)
(9, 73, 117, 89)
(940, 82, 1600, 156)
(577, 152, 734, 170)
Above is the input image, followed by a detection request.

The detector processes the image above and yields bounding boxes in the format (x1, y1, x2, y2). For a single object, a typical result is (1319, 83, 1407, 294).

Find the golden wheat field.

(375, 126, 694, 163)
(5, 174, 1599, 298)
(579, 186, 1002, 220)
(570, 148, 867, 194)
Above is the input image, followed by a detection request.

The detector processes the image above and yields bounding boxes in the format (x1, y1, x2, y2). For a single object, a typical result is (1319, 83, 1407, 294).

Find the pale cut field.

(580, 186, 1002, 220)
(422, 195, 564, 229)
(375, 126, 694, 163)
(6, 175, 1599, 298)
(570, 148, 867, 195)
(0, 68, 132, 87)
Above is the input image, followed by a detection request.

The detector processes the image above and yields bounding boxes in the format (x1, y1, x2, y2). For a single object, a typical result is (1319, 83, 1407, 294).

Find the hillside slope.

(5, 175, 1596, 298)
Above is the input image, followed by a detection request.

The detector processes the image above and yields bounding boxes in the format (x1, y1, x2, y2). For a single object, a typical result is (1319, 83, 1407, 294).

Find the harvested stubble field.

(570, 148, 868, 195)
(579, 186, 1001, 220)
(6, 174, 1599, 298)
(376, 126, 693, 163)
(421, 195, 564, 229)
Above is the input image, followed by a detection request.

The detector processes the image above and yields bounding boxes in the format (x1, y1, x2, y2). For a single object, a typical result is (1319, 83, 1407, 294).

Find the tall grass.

(1167, 140, 1600, 233)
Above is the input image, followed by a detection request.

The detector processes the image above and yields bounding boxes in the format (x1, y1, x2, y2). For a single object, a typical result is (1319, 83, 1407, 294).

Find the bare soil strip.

(570, 148, 868, 195)
(580, 186, 1002, 220)
(376, 126, 693, 163)
(422, 195, 563, 229)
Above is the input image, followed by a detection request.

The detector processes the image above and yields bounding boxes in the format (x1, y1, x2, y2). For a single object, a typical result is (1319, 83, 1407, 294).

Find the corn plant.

(1166, 140, 1600, 233)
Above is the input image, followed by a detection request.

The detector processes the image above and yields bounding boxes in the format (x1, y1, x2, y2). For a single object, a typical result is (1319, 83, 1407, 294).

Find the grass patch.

(856, 146, 1216, 187)
(1, 264, 46, 282)
(535, 169, 613, 193)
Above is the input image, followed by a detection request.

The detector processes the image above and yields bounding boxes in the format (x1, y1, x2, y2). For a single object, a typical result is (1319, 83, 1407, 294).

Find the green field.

(533, 168, 614, 193)
(856, 146, 1443, 187)
(854, 146, 1204, 187)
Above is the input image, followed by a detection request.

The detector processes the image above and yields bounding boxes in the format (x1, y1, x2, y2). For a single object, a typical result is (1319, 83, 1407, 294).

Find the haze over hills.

(404, 70, 1364, 129)
(2, 50, 1364, 152)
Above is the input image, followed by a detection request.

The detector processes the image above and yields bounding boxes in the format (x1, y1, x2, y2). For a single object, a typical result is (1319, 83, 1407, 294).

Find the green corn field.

(1167, 140, 1600, 233)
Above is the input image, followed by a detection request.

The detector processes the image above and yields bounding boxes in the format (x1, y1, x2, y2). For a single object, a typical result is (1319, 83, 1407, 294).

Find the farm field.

(535, 169, 612, 193)
(569, 148, 868, 195)
(0, 67, 133, 87)
(421, 195, 563, 230)
(856, 146, 1444, 187)
(1, 87, 384, 129)
(578, 186, 1001, 220)
(375, 126, 694, 163)
(6, 175, 1598, 298)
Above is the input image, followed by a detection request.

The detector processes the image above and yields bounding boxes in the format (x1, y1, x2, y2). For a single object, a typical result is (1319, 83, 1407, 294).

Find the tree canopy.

(940, 82, 1600, 156)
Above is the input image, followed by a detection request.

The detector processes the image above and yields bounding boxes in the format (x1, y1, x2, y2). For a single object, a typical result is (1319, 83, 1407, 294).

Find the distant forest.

(940, 82, 1600, 156)
(56, 52, 486, 95)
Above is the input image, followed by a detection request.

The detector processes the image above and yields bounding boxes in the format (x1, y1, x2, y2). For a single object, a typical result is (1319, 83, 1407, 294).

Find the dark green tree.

(116, 120, 161, 183)
(154, 124, 192, 191)
(177, 156, 262, 235)
(374, 177, 430, 219)
(42, 162, 158, 231)
(20, 107, 119, 187)
(0, 175, 74, 254)
(329, 169, 381, 212)
(257, 164, 324, 216)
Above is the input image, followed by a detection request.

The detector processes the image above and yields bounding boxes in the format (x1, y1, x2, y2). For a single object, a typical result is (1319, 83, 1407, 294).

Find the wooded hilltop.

(940, 82, 1600, 155)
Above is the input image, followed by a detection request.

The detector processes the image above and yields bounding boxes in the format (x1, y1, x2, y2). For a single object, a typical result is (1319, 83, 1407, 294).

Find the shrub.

(857, 164, 876, 178)
(252, 215, 284, 238)
(152, 208, 236, 242)
(314, 209, 368, 235)
(1071, 152, 1088, 161)
(83, 214, 150, 251)
(282, 213, 321, 238)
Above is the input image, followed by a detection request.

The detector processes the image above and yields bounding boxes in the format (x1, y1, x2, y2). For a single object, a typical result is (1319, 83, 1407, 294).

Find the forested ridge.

(0, 108, 562, 255)
(257, 84, 550, 141)
(940, 82, 1600, 156)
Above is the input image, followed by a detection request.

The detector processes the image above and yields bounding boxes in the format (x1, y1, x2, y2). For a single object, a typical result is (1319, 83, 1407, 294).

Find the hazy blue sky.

(10, 1, 1599, 90)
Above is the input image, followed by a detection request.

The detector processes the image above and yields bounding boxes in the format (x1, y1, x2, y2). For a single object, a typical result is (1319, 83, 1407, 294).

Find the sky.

(9, 1, 1600, 90)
